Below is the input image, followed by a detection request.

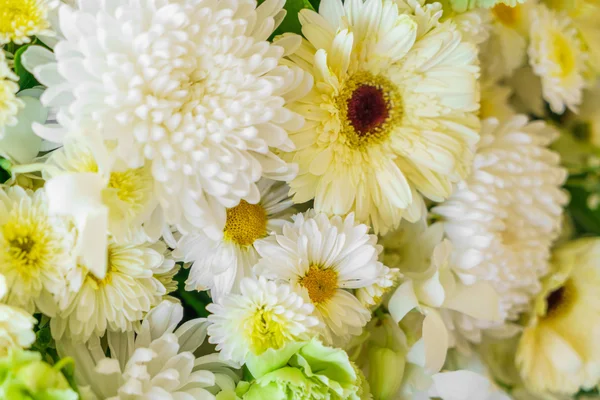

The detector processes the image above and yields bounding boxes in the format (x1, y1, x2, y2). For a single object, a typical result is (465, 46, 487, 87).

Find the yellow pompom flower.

(517, 238, 600, 395)
(0, 0, 55, 45)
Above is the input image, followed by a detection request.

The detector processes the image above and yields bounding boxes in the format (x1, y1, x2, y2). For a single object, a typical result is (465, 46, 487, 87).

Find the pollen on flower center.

(300, 266, 338, 304)
(336, 71, 403, 150)
(2, 217, 51, 277)
(223, 200, 268, 246)
(108, 167, 153, 209)
(492, 4, 520, 27)
(544, 280, 577, 320)
(550, 32, 576, 76)
(246, 306, 286, 354)
(0, 0, 50, 45)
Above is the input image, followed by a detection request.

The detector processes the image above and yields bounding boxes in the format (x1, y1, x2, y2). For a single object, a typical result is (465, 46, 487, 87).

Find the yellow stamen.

(492, 4, 521, 27)
(223, 200, 267, 246)
(245, 307, 287, 354)
(0, 0, 51, 45)
(300, 266, 338, 304)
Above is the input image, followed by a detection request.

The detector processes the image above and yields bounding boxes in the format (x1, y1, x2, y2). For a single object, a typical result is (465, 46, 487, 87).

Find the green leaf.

(14, 44, 41, 91)
(565, 184, 600, 235)
(0, 158, 11, 183)
(174, 266, 211, 320)
(273, 0, 315, 37)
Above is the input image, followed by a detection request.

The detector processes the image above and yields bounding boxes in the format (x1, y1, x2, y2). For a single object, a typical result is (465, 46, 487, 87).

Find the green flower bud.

(368, 347, 405, 400)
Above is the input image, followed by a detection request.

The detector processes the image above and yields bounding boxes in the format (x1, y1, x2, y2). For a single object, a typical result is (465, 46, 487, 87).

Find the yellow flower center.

(86, 247, 116, 289)
(543, 279, 577, 321)
(336, 71, 403, 150)
(223, 200, 267, 246)
(300, 266, 338, 304)
(1, 210, 53, 280)
(108, 167, 153, 210)
(0, 0, 50, 44)
(492, 4, 521, 27)
(246, 306, 287, 354)
(550, 31, 576, 77)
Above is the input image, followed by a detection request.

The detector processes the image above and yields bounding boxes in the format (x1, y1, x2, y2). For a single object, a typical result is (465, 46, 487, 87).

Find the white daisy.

(22, 0, 312, 238)
(280, 0, 480, 235)
(528, 4, 587, 114)
(57, 300, 238, 399)
(254, 211, 386, 344)
(50, 237, 170, 342)
(0, 51, 23, 139)
(173, 179, 293, 301)
(206, 276, 319, 365)
(0, 274, 36, 356)
(433, 116, 568, 342)
(0, 0, 56, 45)
(0, 186, 75, 315)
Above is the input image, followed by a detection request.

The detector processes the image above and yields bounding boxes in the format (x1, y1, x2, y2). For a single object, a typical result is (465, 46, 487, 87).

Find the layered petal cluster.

(434, 116, 568, 342)
(23, 0, 312, 237)
(282, 0, 480, 234)
(0, 275, 36, 356)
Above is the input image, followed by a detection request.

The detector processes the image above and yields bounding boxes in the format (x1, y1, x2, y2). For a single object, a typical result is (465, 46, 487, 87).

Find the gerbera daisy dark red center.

(346, 84, 389, 135)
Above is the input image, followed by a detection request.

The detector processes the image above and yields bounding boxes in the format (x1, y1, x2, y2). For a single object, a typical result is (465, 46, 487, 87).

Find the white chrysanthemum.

(528, 4, 586, 114)
(206, 277, 319, 365)
(0, 52, 23, 139)
(57, 301, 238, 400)
(0, 0, 56, 45)
(0, 186, 74, 315)
(0, 274, 36, 356)
(50, 237, 169, 342)
(45, 139, 157, 242)
(433, 116, 568, 342)
(174, 179, 293, 301)
(281, 0, 480, 235)
(23, 0, 312, 237)
(254, 211, 387, 344)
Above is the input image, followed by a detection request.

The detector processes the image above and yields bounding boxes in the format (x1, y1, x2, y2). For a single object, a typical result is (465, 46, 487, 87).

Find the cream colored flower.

(0, 0, 56, 45)
(0, 275, 36, 356)
(282, 0, 480, 234)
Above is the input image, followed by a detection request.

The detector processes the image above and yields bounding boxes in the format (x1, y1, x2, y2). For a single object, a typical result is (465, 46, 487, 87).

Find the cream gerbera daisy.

(206, 276, 319, 365)
(0, 274, 36, 356)
(280, 0, 480, 235)
(0, 51, 23, 139)
(434, 116, 568, 343)
(57, 300, 238, 399)
(254, 211, 389, 344)
(0, 186, 75, 315)
(528, 4, 586, 113)
(50, 237, 170, 342)
(0, 0, 56, 45)
(517, 238, 600, 395)
(173, 179, 294, 301)
(23, 0, 312, 238)
(45, 139, 157, 242)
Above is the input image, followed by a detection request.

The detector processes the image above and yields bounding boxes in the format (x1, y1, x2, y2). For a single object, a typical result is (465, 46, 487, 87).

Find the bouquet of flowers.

(1, 0, 600, 398)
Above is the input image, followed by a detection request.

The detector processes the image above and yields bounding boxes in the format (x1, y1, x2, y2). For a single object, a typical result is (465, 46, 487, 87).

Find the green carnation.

(235, 340, 368, 400)
(0, 348, 78, 400)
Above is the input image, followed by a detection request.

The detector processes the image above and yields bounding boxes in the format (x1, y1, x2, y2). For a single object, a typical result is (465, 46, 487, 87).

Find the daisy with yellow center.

(173, 179, 294, 301)
(45, 139, 157, 242)
(254, 211, 392, 345)
(206, 277, 319, 365)
(0, 51, 23, 139)
(528, 4, 587, 113)
(50, 237, 171, 342)
(0, 186, 74, 315)
(280, 0, 480, 235)
(517, 238, 600, 395)
(0, 0, 55, 45)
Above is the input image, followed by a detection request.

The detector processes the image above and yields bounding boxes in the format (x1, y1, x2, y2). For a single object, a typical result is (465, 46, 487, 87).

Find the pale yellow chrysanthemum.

(517, 238, 600, 395)
(0, 51, 23, 139)
(0, 186, 75, 315)
(281, 0, 480, 234)
(528, 4, 587, 113)
(0, 0, 56, 45)
(45, 139, 157, 242)
(0, 274, 36, 356)
(479, 79, 515, 120)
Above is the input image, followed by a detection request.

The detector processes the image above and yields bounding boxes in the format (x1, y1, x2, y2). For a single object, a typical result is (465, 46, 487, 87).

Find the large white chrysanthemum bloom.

(280, 0, 480, 235)
(22, 0, 312, 238)
(528, 4, 587, 114)
(174, 179, 293, 300)
(0, 274, 36, 356)
(57, 301, 238, 399)
(254, 211, 391, 344)
(433, 116, 568, 342)
(206, 277, 319, 365)
(0, 0, 57, 45)
(45, 139, 157, 243)
(0, 186, 75, 315)
(50, 237, 171, 342)
(0, 51, 24, 140)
